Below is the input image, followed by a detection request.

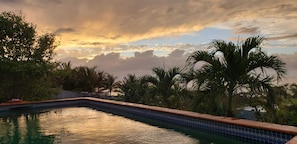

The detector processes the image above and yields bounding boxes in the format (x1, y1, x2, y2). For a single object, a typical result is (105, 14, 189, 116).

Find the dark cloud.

(2, 0, 296, 44)
(78, 41, 106, 46)
(234, 26, 259, 34)
(272, 4, 297, 17)
(109, 35, 122, 40)
(54, 27, 76, 35)
(0, 0, 23, 4)
(267, 33, 297, 40)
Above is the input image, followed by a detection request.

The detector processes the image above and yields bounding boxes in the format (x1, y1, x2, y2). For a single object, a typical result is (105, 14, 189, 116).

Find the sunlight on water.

(0, 107, 198, 144)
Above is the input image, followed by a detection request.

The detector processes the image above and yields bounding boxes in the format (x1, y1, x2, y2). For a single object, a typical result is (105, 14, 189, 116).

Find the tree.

(260, 83, 297, 126)
(71, 66, 98, 92)
(104, 74, 120, 96)
(96, 71, 106, 93)
(186, 36, 286, 117)
(53, 62, 72, 89)
(119, 74, 141, 102)
(144, 67, 182, 108)
(0, 11, 58, 102)
(290, 83, 297, 98)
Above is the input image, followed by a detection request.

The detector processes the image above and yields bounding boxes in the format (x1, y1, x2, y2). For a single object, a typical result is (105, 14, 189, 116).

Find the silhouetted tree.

(0, 11, 57, 102)
(144, 67, 182, 108)
(187, 36, 286, 117)
(104, 74, 120, 96)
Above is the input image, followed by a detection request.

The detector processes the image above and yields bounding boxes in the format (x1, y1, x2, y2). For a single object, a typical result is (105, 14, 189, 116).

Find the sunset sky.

(1, 0, 297, 84)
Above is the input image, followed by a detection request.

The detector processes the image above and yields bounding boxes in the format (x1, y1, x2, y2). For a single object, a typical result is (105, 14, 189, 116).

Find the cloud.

(277, 53, 297, 84)
(58, 57, 88, 67)
(278, 53, 297, 74)
(53, 43, 205, 60)
(58, 50, 297, 84)
(267, 33, 297, 40)
(54, 27, 76, 35)
(59, 49, 188, 80)
(0, 0, 24, 5)
(233, 26, 259, 34)
(1, 0, 297, 84)
(1, 0, 296, 46)
(77, 41, 107, 46)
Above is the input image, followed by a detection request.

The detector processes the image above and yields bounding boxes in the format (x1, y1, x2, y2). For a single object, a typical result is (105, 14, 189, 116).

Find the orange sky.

(1, 0, 297, 83)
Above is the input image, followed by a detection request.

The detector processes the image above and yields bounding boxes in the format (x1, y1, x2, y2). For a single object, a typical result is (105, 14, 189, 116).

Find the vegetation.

(104, 74, 120, 96)
(54, 63, 120, 96)
(118, 74, 143, 103)
(0, 12, 57, 102)
(143, 67, 182, 108)
(186, 36, 286, 116)
(1, 11, 297, 127)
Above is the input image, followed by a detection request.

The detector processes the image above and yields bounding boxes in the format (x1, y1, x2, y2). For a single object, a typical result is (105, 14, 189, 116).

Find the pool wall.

(1, 97, 297, 144)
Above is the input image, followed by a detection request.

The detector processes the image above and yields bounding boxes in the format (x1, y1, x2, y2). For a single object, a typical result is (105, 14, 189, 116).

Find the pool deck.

(1, 97, 297, 143)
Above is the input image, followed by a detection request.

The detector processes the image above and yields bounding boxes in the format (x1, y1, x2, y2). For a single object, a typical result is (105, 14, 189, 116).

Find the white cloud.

(59, 49, 188, 80)
(58, 50, 297, 84)
(54, 43, 205, 60)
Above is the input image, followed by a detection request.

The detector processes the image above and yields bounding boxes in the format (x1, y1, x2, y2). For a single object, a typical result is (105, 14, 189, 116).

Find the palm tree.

(72, 66, 98, 92)
(119, 74, 140, 102)
(96, 71, 106, 93)
(104, 74, 120, 96)
(187, 36, 286, 117)
(144, 67, 181, 108)
(55, 62, 72, 89)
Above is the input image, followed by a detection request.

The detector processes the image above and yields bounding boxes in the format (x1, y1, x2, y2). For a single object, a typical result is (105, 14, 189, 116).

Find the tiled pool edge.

(286, 136, 297, 144)
(1, 97, 297, 143)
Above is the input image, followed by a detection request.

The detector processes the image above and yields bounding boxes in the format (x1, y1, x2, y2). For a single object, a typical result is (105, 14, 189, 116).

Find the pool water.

(0, 107, 257, 144)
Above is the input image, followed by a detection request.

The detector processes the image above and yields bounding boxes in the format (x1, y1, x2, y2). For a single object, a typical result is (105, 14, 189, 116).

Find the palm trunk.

(226, 84, 234, 117)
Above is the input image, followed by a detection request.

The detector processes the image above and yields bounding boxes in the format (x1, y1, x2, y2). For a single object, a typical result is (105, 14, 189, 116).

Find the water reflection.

(0, 108, 198, 144)
(0, 110, 55, 144)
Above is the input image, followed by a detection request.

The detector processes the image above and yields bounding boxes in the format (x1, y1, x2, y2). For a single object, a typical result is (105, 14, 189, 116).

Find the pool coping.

(1, 97, 297, 143)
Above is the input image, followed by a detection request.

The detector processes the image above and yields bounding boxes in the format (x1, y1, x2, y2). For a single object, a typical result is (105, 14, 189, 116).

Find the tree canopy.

(0, 11, 57, 102)
(186, 36, 286, 116)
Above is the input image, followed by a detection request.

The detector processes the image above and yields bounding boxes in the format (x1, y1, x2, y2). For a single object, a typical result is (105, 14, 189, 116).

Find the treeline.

(53, 61, 297, 126)
(1, 12, 297, 126)
(54, 62, 119, 96)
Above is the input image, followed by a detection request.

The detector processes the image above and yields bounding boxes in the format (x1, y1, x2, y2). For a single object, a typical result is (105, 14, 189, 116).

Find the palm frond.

(241, 36, 265, 58)
(186, 51, 219, 70)
(247, 52, 286, 82)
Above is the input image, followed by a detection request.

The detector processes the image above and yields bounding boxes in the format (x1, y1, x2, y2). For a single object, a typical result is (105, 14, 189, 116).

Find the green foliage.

(0, 11, 57, 102)
(276, 98, 297, 126)
(186, 36, 286, 116)
(103, 73, 120, 96)
(143, 67, 183, 108)
(54, 63, 123, 96)
(256, 84, 297, 126)
(118, 74, 149, 103)
(54, 63, 107, 94)
(117, 67, 192, 110)
(71, 66, 99, 92)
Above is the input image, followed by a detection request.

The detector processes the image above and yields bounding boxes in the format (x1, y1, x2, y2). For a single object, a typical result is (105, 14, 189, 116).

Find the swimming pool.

(1, 107, 257, 144)
(0, 97, 296, 143)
